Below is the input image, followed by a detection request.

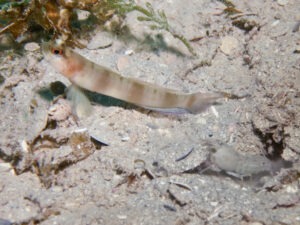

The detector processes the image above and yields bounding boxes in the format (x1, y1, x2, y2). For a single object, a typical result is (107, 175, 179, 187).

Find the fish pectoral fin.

(66, 85, 92, 118)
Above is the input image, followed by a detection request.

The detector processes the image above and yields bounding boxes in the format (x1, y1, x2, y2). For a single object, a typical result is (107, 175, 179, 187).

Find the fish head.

(42, 40, 82, 79)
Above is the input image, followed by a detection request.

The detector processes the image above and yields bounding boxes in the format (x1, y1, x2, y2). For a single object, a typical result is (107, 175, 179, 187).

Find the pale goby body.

(42, 41, 225, 114)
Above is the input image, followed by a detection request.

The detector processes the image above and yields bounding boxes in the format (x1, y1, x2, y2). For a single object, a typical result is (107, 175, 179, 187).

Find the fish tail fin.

(185, 92, 225, 114)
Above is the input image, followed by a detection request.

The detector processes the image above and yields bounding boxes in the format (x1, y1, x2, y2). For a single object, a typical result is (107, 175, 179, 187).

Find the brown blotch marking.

(126, 80, 147, 105)
(162, 92, 180, 108)
(91, 69, 112, 93)
(185, 94, 196, 109)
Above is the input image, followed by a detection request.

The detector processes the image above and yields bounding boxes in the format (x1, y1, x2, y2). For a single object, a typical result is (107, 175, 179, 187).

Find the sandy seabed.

(0, 0, 299, 224)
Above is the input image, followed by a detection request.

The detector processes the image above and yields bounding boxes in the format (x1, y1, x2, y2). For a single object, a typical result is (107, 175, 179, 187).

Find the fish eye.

(52, 48, 63, 55)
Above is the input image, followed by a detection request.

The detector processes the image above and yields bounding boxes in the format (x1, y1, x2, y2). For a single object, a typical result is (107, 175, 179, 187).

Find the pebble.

(117, 214, 127, 220)
(87, 31, 113, 49)
(24, 42, 40, 51)
(271, 20, 280, 27)
(294, 45, 300, 54)
(292, 21, 300, 32)
(276, 194, 299, 206)
(48, 98, 72, 121)
(196, 117, 207, 125)
(0, 163, 13, 172)
(125, 49, 134, 55)
(277, 0, 288, 6)
(249, 222, 263, 225)
(220, 36, 239, 55)
(0, 33, 15, 49)
(121, 136, 130, 142)
(76, 9, 90, 20)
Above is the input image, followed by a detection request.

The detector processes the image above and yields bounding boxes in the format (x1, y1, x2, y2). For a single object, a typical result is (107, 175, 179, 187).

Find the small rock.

(196, 117, 207, 125)
(0, 163, 13, 172)
(0, 33, 16, 49)
(271, 20, 280, 27)
(48, 98, 72, 121)
(281, 148, 298, 161)
(125, 49, 134, 55)
(76, 9, 90, 20)
(220, 36, 239, 55)
(277, 0, 288, 6)
(117, 214, 127, 220)
(249, 222, 263, 225)
(276, 194, 299, 207)
(24, 42, 40, 51)
(121, 136, 130, 142)
(87, 32, 113, 49)
(294, 45, 300, 54)
(292, 21, 300, 32)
